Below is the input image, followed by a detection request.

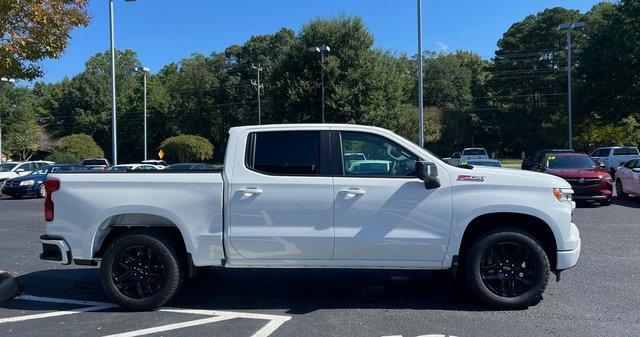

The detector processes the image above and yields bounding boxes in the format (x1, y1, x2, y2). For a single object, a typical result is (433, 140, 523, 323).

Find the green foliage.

(159, 135, 214, 163)
(0, 0, 90, 79)
(46, 134, 104, 163)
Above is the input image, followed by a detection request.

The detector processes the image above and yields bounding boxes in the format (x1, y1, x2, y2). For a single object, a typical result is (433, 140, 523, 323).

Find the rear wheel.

(616, 179, 628, 198)
(101, 231, 183, 310)
(464, 229, 549, 309)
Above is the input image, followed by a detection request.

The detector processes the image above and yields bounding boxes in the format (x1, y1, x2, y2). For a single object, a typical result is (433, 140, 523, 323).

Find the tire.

(37, 184, 46, 198)
(616, 179, 628, 199)
(100, 231, 184, 310)
(464, 229, 549, 309)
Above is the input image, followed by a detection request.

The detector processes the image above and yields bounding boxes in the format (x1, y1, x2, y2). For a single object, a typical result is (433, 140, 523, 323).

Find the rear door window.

(247, 131, 329, 176)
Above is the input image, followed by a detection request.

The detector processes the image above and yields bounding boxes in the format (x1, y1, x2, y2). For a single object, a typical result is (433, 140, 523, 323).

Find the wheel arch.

(90, 212, 193, 261)
(457, 212, 558, 270)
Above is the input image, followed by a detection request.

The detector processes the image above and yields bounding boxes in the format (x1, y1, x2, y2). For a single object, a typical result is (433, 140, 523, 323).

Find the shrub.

(159, 135, 214, 163)
(45, 134, 104, 163)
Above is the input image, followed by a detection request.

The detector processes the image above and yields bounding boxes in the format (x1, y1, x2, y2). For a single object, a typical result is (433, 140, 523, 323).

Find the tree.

(0, 0, 90, 80)
(46, 133, 104, 163)
(159, 135, 214, 163)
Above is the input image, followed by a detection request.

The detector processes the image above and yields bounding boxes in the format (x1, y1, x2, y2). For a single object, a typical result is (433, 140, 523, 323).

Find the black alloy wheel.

(112, 245, 167, 299)
(479, 242, 536, 298)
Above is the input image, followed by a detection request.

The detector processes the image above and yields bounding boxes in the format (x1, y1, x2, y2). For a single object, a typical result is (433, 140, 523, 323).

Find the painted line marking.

(1, 295, 291, 337)
(101, 315, 236, 337)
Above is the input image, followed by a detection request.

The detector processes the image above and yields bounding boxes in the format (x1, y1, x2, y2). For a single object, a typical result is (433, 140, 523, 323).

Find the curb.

(0, 270, 19, 302)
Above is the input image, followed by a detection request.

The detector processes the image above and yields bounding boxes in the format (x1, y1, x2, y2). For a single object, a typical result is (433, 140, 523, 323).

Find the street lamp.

(0, 77, 16, 164)
(109, 0, 137, 166)
(308, 45, 330, 123)
(133, 66, 150, 160)
(417, 0, 424, 147)
(557, 21, 585, 150)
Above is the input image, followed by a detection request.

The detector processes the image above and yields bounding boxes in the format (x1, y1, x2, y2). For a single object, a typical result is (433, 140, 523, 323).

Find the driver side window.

(340, 131, 417, 177)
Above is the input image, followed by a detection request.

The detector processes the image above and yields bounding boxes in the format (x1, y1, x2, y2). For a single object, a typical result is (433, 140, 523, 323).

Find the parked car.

(448, 148, 489, 166)
(108, 164, 158, 172)
(41, 124, 580, 311)
(0, 161, 54, 188)
(343, 153, 366, 168)
(164, 163, 215, 171)
(346, 159, 392, 175)
(614, 158, 640, 198)
(538, 152, 613, 205)
(82, 158, 111, 170)
(589, 146, 640, 175)
(1, 164, 87, 198)
(139, 160, 168, 169)
(522, 149, 574, 170)
(459, 159, 502, 168)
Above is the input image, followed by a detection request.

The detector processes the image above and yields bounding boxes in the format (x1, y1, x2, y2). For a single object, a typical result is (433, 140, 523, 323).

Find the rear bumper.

(39, 235, 71, 265)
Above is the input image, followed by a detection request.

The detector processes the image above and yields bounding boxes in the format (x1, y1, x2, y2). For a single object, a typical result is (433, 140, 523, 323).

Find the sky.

(36, 0, 601, 84)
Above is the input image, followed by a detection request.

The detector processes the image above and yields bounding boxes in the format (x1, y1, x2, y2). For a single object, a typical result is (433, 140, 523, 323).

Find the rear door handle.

(339, 188, 366, 196)
(238, 188, 263, 196)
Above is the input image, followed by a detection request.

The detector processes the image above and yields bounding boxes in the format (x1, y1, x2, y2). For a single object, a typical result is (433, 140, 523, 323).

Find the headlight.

(20, 180, 35, 186)
(553, 188, 573, 203)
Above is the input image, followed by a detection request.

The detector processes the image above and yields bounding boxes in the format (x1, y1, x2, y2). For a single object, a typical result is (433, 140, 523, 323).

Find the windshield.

(0, 163, 17, 172)
(463, 149, 487, 156)
(546, 155, 596, 169)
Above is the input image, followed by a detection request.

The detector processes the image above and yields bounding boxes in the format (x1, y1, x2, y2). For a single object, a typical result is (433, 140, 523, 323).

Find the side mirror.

(415, 161, 440, 189)
(15, 168, 25, 173)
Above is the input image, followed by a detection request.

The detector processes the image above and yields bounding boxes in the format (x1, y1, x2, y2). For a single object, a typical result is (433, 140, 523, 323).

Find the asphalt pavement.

(0, 195, 639, 337)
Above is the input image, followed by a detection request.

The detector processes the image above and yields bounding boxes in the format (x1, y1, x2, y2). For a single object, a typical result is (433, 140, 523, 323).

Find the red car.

(537, 152, 613, 205)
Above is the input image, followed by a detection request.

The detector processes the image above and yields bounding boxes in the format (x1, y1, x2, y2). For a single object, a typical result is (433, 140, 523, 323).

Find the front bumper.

(1, 184, 37, 196)
(556, 223, 581, 270)
(39, 235, 71, 265)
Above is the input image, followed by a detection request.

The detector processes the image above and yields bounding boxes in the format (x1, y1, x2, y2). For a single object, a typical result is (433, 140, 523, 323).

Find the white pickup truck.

(40, 124, 580, 310)
(590, 146, 640, 175)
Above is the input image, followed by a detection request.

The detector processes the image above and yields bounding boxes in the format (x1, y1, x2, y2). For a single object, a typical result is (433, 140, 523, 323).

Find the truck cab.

(40, 124, 580, 311)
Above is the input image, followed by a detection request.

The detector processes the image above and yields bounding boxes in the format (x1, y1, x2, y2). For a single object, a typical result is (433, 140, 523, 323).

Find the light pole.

(308, 45, 330, 123)
(0, 77, 16, 164)
(251, 63, 264, 125)
(417, 0, 424, 147)
(109, 0, 137, 165)
(133, 66, 150, 160)
(557, 21, 585, 150)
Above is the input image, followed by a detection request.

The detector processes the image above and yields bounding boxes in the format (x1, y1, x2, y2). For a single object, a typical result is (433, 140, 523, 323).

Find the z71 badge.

(457, 175, 486, 182)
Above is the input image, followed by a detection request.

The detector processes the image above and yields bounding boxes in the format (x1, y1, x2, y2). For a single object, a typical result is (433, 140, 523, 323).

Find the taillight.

(44, 179, 60, 221)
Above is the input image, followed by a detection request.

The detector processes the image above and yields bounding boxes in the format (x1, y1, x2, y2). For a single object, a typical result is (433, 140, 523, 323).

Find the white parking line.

(0, 295, 116, 324)
(101, 315, 236, 337)
(0, 295, 291, 337)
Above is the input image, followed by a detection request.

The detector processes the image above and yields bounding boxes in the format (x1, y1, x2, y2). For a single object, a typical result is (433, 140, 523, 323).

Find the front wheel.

(101, 231, 183, 310)
(464, 229, 549, 309)
(616, 179, 628, 198)
(38, 184, 46, 198)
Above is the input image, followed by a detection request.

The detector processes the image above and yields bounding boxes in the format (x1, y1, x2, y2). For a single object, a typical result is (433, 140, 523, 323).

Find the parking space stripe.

(101, 315, 236, 337)
(0, 304, 115, 324)
(14, 295, 113, 307)
(251, 317, 291, 337)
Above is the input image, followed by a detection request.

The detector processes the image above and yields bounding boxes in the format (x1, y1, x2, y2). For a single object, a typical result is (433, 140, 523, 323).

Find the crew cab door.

(227, 130, 334, 260)
(331, 130, 451, 262)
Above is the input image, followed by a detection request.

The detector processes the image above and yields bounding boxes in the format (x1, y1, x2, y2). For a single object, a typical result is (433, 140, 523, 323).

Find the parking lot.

(1, 196, 639, 337)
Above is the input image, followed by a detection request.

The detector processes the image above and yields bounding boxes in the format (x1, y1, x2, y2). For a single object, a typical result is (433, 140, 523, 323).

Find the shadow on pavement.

(3, 267, 496, 314)
(611, 196, 640, 208)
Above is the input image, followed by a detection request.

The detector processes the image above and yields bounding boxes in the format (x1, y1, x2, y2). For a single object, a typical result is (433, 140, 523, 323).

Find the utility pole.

(251, 64, 264, 125)
(557, 21, 585, 150)
(0, 77, 16, 164)
(133, 66, 150, 160)
(308, 45, 330, 123)
(417, 0, 424, 147)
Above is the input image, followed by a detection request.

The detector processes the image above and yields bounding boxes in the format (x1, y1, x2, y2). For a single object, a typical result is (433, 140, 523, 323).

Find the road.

(1, 195, 639, 337)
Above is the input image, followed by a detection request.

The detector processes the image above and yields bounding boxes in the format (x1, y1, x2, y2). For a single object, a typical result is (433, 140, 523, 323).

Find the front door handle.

(339, 188, 366, 196)
(238, 188, 263, 196)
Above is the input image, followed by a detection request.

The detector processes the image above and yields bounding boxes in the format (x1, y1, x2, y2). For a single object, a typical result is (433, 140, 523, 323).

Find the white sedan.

(615, 159, 640, 197)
